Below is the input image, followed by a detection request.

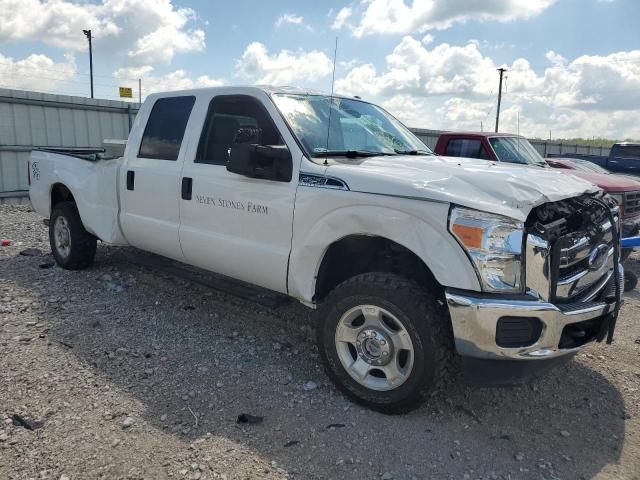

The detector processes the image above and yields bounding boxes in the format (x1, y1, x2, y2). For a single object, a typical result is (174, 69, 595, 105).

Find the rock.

(303, 381, 318, 391)
(19, 248, 42, 256)
(381, 473, 393, 480)
(122, 417, 134, 429)
(160, 414, 167, 422)
(515, 453, 524, 461)
(111, 438, 121, 447)
(0, 433, 8, 442)
(559, 430, 570, 437)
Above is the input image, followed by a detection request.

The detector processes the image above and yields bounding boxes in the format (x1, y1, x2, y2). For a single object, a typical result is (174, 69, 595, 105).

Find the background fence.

(0, 88, 138, 199)
(0, 88, 613, 198)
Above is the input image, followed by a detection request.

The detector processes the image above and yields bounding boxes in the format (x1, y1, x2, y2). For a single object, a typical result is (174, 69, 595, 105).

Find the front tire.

(49, 201, 97, 270)
(317, 273, 453, 413)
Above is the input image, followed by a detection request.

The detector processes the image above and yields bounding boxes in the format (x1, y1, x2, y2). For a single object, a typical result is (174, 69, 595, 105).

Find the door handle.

(126, 170, 135, 190)
(181, 177, 193, 200)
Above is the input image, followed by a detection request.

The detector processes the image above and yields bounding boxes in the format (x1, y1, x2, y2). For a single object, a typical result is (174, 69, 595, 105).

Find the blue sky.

(0, 0, 638, 138)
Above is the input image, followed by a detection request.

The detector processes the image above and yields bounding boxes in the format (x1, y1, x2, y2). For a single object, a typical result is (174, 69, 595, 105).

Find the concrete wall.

(0, 88, 138, 197)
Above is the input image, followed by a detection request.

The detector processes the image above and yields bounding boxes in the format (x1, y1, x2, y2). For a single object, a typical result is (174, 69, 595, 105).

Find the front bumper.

(445, 288, 619, 384)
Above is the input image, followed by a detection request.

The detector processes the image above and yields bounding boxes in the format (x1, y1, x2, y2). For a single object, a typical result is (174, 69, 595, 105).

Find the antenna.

(324, 37, 339, 166)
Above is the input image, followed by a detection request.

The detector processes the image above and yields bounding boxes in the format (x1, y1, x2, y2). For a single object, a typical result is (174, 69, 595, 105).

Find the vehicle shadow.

(3, 246, 626, 479)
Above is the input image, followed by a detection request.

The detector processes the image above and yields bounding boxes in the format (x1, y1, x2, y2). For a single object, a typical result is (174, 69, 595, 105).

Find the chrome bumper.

(445, 290, 617, 361)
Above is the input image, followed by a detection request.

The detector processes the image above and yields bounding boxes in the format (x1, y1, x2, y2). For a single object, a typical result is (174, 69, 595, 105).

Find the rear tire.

(316, 273, 453, 413)
(49, 201, 97, 270)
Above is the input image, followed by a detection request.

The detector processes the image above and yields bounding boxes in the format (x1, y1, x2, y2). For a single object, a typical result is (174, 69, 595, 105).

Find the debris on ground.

(236, 414, 264, 425)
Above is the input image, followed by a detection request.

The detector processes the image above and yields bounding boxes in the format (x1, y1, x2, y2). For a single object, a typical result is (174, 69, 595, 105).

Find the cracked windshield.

(272, 93, 432, 159)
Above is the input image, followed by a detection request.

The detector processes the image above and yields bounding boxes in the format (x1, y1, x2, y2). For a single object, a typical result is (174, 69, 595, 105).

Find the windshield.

(489, 137, 546, 166)
(271, 93, 431, 159)
(570, 159, 611, 174)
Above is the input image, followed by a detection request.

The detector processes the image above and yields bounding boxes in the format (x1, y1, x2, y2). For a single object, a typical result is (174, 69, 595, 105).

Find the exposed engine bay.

(525, 193, 622, 346)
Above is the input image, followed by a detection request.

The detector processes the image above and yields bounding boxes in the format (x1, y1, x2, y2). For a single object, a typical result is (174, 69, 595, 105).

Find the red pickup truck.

(434, 132, 640, 263)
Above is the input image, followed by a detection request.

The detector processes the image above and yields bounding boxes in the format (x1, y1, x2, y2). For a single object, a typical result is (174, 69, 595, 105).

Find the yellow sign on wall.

(119, 87, 133, 98)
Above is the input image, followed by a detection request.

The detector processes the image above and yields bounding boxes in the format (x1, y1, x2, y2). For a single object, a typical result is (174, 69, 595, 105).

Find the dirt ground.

(1, 203, 639, 480)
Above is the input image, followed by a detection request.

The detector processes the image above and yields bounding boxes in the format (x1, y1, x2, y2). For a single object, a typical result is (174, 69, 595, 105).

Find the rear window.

(445, 138, 490, 160)
(615, 146, 640, 160)
(139, 96, 196, 160)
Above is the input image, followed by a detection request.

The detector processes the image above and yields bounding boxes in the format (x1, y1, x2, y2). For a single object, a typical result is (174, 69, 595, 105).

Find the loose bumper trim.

(445, 289, 616, 361)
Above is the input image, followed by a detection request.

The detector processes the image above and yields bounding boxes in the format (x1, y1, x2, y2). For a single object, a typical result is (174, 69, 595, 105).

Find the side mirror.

(226, 144, 292, 182)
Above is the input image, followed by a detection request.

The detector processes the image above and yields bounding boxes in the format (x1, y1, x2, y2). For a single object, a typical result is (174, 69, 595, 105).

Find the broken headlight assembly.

(449, 207, 524, 293)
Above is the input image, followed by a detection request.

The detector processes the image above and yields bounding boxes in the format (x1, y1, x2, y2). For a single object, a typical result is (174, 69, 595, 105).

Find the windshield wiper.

(318, 150, 394, 159)
(394, 149, 433, 156)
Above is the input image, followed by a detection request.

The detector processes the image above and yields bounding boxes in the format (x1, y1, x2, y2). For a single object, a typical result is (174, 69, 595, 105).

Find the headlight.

(449, 207, 524, 293)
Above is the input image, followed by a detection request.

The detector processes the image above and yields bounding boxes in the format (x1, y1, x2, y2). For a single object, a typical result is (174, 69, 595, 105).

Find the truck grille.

(525, 196, 618, 305)
(624, 191, 640, 216)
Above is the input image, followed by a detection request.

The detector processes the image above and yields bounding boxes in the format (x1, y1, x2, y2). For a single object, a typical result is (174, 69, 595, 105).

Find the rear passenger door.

(120, 95, 196, 260)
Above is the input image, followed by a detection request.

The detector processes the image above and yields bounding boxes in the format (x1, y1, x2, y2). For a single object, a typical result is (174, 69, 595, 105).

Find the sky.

(0, 0, 638, 139)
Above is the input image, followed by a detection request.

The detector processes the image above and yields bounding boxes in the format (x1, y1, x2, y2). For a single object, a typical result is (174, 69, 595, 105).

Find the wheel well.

(51, 183, 75, 208)
(314, 235, 442, 302)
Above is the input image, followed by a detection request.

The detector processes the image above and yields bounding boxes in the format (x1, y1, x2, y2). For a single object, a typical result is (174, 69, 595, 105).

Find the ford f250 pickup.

(29, 87, 624, 413)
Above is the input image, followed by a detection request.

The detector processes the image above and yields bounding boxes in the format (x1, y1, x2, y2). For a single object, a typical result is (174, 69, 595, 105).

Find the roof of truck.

(147, 85, 358, 99)
(438, 131, 522, 138)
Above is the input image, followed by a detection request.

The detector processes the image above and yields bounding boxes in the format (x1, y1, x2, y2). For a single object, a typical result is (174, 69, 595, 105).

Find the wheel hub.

(356, 328, 393, 366)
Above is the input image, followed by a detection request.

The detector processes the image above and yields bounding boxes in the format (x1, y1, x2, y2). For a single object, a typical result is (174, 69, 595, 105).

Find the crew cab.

(548, 143, 640, 177)
(29, 87, 624, 412)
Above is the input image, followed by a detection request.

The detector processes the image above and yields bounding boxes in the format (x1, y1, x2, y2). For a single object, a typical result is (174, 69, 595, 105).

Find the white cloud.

(421, 34, 434, 45)
(275, 13, 304, 28)
(113, 65, 223, 97)
(0, 0, 205, 65)
(331, 7, 353, 30)
(0, 52, 77, 92)
(334, 0, 556, 37)
(236, 42, 333, 85)
(336, 37, 640, 139)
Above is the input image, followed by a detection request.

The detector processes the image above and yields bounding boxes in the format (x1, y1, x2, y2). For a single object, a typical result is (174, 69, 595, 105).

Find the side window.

(138, 96, 196, 160)
(445, 139, 490, 160)
(196, 95, 285, 165)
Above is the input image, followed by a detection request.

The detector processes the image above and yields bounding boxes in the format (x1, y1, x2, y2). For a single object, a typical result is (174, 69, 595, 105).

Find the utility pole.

(83, 29, 94, 98)
(138, 78, 142, 106)
(495, 67, 507, 132)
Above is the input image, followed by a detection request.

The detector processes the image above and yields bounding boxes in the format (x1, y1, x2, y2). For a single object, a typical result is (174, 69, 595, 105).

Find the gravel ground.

(1, 203, 639, 480)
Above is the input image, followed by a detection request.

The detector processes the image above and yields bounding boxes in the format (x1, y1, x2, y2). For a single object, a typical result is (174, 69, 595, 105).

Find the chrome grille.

(526, 217, 616, 304)
(624, 191, 640, 216)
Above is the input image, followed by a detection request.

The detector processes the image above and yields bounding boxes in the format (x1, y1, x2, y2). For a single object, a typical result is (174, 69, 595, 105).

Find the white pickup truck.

(29, 86, 623, 412)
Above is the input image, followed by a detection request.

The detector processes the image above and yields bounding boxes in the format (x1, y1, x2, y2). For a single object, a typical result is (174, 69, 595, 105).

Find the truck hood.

(326, 155, 599, 221)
